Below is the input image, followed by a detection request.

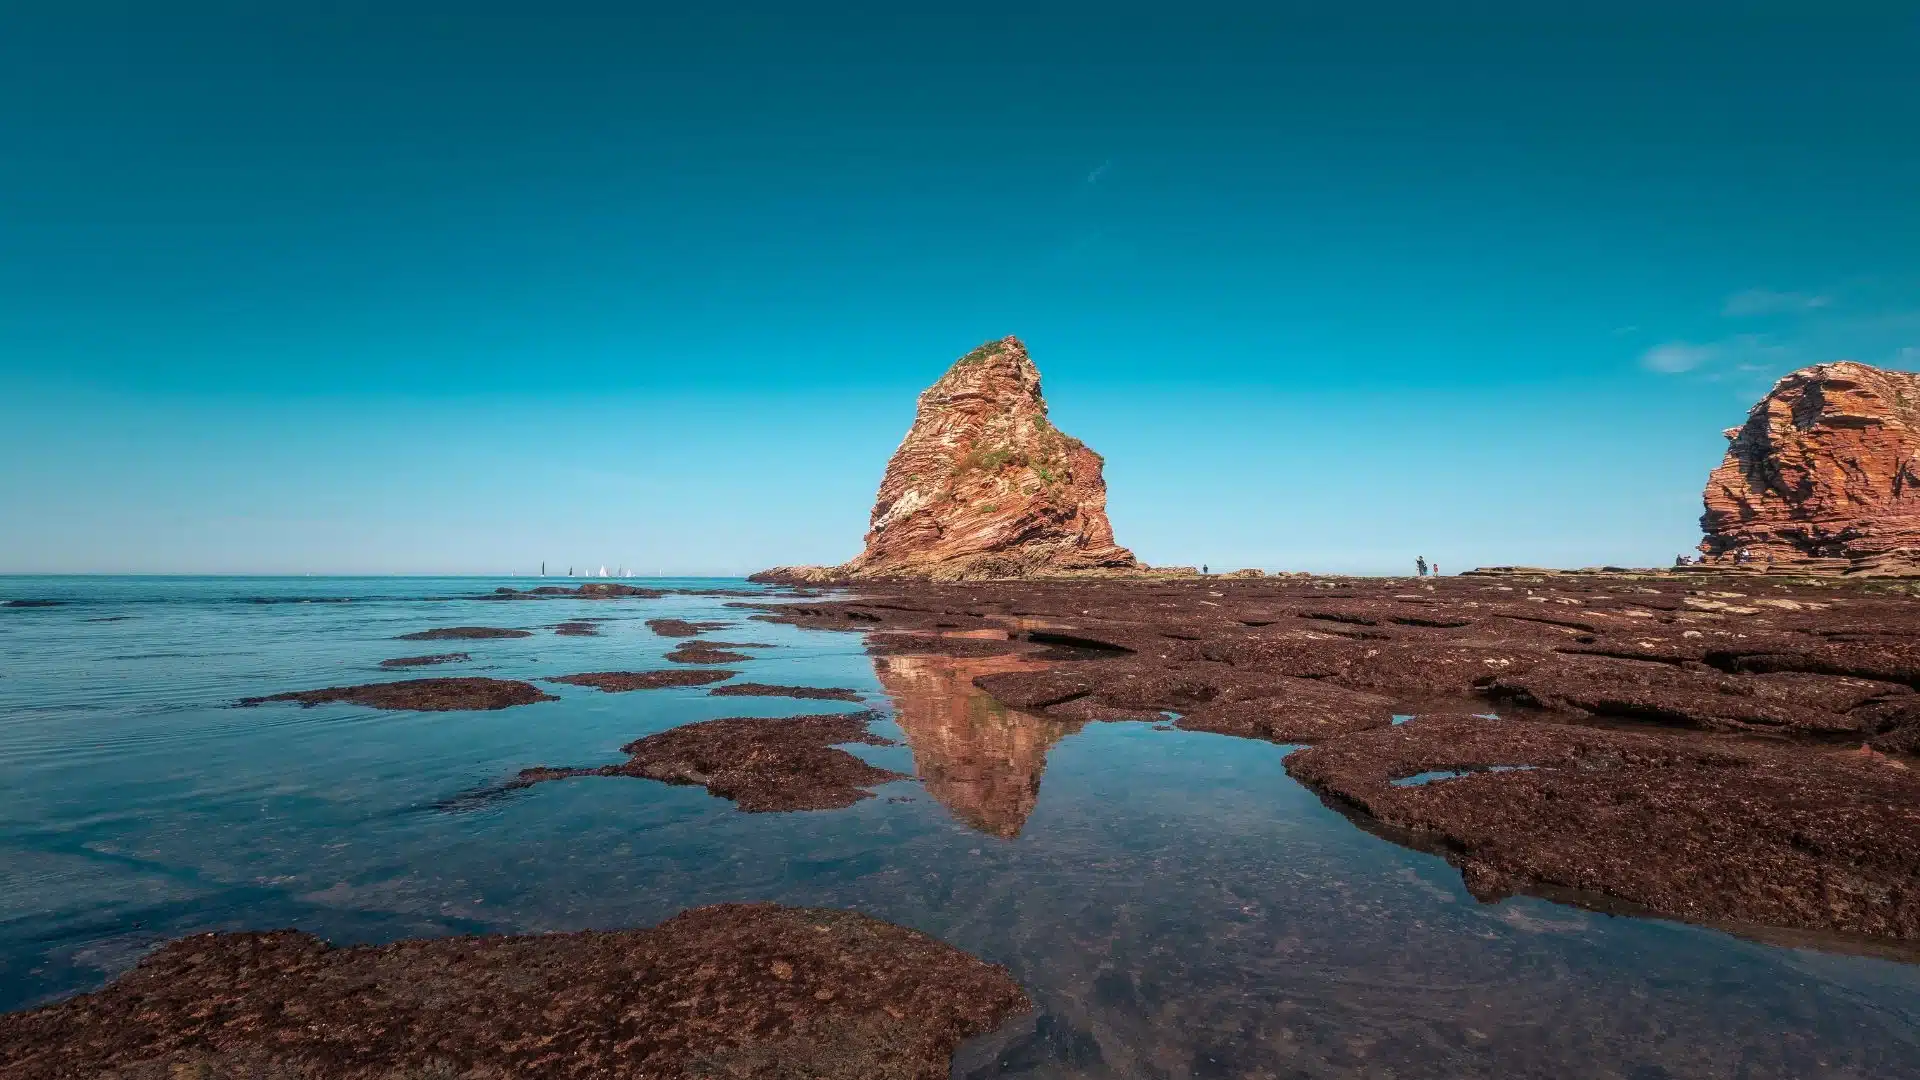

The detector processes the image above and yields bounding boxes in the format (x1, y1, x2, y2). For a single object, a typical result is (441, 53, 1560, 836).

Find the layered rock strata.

(1700, 361, 1920, 573)
(759, 337, 1137, 581)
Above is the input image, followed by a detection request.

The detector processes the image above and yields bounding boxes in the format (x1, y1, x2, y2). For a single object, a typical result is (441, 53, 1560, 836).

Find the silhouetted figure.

(1675, 554, 1690, 567)
(1202, 564, 1208, 575)
(1416, 556, 1428, 577)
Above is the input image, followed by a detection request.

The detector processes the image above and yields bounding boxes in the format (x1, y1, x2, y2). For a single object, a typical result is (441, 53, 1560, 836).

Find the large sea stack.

(760, 337, 1138, 581)
(1699, 361, 1920, 573)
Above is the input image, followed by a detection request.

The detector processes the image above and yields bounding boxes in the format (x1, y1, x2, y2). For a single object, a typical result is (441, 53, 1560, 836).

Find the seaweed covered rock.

(1287, 716, 1920, 941)
(0, 903, 1030, 1080)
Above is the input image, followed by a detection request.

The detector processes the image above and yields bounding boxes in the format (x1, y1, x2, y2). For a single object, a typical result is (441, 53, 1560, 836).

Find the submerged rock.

(665, 641, 754, 664)
(483, 583, 667, 599)
(547, 669, 736, 692)
(710, 682, 865, 701)
(1286, 716, 1920, 942)
(0, 903, 1030, 1080)
(1700, 361, 1920, 574)
(510, 713, 906, 811)
(377, 652, 471, 669)
(647, 617, 732, 637)
(396, 626, 533, 641)
(549, 620, 600, 636)
(755, 336, 1138, 582)
(238, 678, 555, 711)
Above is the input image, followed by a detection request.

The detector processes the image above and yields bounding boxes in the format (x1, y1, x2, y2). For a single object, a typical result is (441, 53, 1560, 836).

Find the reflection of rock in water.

(873, 652, 1083, 839)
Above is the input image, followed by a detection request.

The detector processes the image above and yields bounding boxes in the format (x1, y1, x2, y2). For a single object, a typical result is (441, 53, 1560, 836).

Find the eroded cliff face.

(1700, 361, 1920, 567)
(837, 337, 1137, 580)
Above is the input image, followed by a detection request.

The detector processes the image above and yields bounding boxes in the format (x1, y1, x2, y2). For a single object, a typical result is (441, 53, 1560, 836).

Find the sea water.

(2, 576, 1918, 1079)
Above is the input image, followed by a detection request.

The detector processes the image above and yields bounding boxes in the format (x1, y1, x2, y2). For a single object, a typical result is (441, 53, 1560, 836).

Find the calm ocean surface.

(3, 576, 1918, 1078)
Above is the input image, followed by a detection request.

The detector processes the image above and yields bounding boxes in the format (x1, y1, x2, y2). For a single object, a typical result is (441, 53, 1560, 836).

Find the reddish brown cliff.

(765, 337, 1138, 582)
(1700, 361, 1920, 570)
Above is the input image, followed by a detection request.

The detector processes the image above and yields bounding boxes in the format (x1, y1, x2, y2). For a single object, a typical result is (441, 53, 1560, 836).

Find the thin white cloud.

(1641, 342, 1717, 373)
(1085, 160, 1111, 184)
(1722, 288, 1832, 317)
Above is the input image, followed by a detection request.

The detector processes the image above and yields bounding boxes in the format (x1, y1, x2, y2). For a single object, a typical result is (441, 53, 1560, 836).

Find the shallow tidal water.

(3, 576, 1919, 1079)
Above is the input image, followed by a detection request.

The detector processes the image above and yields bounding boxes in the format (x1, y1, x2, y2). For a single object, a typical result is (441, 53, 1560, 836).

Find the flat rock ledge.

(665, 641, 755, 665)
(710, 682, 864, 701)
(238, 678, 556, 712)
(377, 652, 471, 669)
(508, 712, 907, 811)
(0, 902, 1030, 1080)
(647, 618, 732, 637)
(547, 669, 737, 692)
(1286, 716, 1920, 943)
(396, 626, 533, 641)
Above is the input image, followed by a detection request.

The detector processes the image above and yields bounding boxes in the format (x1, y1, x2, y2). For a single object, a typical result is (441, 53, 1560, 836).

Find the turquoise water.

(3, 576, 1919, 1079)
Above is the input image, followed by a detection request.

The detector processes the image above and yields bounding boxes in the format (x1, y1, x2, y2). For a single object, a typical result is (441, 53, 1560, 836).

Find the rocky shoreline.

(747, 570, 1920, 947)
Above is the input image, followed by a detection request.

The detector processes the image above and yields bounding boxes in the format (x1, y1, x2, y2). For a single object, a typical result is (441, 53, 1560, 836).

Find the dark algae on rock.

(238, 678, 555, 712)
(665, 641, 755, 664)
(377, 652, 471, 669)
(647, 617, 732, 637)
(547, 669, 737, 692)
(710, 682, 865, 701)
(1286, 716, 1920, 943)
(508, 712, 906, 811)
(395, 626, 533, 641)
(0, 903, 1030, 1080)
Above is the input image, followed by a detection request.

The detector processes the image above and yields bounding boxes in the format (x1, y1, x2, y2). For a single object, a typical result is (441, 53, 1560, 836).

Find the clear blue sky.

(3, 3, 1916, 575)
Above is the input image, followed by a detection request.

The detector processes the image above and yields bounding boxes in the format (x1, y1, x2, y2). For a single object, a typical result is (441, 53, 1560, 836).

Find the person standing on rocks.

(1432, 562, 1440, 577)
(1416, 556, 1428, 577)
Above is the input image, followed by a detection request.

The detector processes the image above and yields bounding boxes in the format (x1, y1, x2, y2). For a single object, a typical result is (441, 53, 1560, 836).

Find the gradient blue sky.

(4, 3, 1917, 575)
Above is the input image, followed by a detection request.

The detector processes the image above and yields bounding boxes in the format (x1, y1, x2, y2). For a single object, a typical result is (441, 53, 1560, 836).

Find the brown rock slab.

(1177, 679, 1397, 743)
(647, 617, 731, 637)
(237, 678, 555, 712)
(377, 652, 471, 669)
(866, 633, 1020, 658)
(1485, 654, 1877, 734)
(395, 626, 532, 641)
(665, 641, 755, 664)
(547, 669, 737, 692)
(710, 683, 864, 701)
(972, 669, 1098, 710)
(1287, 716, 1920, 942)
(510, 713, 906, 811)
(0, 902, 1029, 1080)
(549, 620, 600, 636)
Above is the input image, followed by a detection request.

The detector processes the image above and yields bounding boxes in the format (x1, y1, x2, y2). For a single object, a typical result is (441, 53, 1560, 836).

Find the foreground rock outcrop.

(758, 337, 1137, 582)
(0, 903, 1030, 1080)
(238, 678, 555, 712)
(1700, 361, 1920, 574)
